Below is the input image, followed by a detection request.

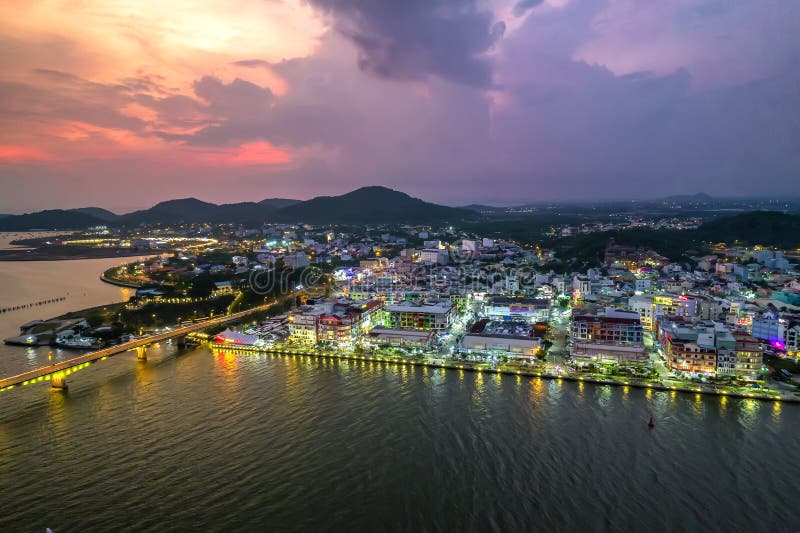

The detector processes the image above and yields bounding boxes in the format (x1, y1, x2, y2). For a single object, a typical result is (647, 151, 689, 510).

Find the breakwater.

(0, 296, 67, 314)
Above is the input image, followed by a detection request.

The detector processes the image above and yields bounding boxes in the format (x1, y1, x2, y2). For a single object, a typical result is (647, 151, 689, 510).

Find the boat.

(54, 335, 101, 350)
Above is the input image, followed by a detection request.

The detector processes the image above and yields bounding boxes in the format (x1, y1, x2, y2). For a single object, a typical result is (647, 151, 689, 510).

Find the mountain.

(71, 207, 121, 222)
(121, 198, 298, 225)
(272, 186, 475, 224)
(0, 209, 108, 231)
(259, 198, 300, 209)
(0, 187, 477, 229)
(122, 198, 217, 224)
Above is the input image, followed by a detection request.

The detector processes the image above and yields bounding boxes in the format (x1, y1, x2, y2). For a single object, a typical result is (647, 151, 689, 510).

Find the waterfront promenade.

(208, 342, 799, 403)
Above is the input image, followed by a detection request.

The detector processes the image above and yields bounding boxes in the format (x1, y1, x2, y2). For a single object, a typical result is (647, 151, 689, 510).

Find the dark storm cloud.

(307, 0, 504, 86)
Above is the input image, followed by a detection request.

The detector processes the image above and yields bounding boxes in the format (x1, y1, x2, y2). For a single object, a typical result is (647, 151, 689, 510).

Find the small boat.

(648, 415, 655, 428)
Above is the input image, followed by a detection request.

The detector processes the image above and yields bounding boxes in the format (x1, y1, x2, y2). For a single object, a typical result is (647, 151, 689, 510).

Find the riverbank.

(99, 274, 142, 289)
(0, 247, 151, 261)
(209, 342, 800, 403)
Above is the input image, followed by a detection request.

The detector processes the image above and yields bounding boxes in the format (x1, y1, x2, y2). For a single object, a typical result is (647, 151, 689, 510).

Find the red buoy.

(648, 415, 655, 428)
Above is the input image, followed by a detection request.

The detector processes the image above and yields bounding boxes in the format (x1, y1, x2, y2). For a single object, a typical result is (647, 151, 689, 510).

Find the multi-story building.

(629, 294, 697, 331)
(569, 308, 648, 367)
(665, 337, 718, 376)
(289, 299, 383, 347)
(284, 251, 310, 269)
(716, 349, 737, 376)
(383, 300, 455, 331)
(484, 296, 550, 323)
(419, 248, 449, 265)
(317, 314, 360, 346)
(658, 318, 759, 378)
(732, 332, 762, 381)
(288, 309, 321, 345)
(751, 313, 800, 357)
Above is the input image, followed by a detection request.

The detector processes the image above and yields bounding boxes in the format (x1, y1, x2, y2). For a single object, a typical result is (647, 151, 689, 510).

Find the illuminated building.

(732, 332, 762, 381)
(462, 319, 542, 360)
(569, 308, 647, 367)
(629, 294, 697, 331)
(659, 318, 761, 379)
(484, 296, 550, 323)
(383, 300, 455, 331)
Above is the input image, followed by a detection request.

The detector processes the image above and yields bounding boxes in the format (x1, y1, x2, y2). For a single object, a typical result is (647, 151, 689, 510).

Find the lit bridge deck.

(0, 300, 279, 392)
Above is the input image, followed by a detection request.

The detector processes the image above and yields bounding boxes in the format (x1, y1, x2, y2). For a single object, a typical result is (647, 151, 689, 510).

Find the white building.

(462, 239, 479, 252)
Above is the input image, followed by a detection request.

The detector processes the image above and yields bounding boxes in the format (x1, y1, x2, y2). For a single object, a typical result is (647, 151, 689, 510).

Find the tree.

(189, 275, 215, 299)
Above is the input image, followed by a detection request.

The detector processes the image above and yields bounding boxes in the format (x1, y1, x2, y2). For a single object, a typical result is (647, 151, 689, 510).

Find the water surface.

(1, 344, 797, 532)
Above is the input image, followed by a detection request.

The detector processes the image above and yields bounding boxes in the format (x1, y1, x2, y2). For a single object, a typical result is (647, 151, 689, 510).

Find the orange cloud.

(191, 141, 291, 167)
(0, 145, 53, 163)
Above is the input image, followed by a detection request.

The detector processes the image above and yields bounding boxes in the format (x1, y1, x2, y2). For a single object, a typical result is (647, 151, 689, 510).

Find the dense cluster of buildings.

(117, 218, 798, 386)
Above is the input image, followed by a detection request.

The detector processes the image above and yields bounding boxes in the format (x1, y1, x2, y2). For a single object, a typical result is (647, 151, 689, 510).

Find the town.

(17, 212, 796, 402)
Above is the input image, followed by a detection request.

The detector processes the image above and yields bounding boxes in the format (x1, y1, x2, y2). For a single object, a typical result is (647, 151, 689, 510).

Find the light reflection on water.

(0, 347, 798, 532)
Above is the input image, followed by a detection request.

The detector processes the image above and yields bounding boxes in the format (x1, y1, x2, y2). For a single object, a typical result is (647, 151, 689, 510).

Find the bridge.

(0, 297, 293, 392)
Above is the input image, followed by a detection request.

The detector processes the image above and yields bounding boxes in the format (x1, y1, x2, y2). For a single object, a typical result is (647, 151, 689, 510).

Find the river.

(0, 236, 153, 375)
(0, 253, 798, 531)
(1, 344, 798, 531)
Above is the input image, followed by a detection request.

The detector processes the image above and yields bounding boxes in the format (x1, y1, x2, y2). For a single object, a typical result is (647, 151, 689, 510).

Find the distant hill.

(0, 209, 108, 231)
(259, 198, 300, 209)
(662, 193, 714, 203)
(695, 211, 800, 248)
(547, 210, 800, 267)
(460, 204, 506, 213)
(272, 186, 475, 224)
(122, 198, 217, 224)
(71, 207, 121, 222)
(0, 187, 476, 229)
(122, 198, 273, 225)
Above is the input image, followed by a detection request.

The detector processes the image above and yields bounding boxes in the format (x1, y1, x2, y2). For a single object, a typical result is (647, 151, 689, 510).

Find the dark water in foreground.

(1, 344, 798, 532)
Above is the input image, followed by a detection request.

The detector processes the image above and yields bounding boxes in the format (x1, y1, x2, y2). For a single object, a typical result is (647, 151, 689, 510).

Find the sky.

(0, 0, 798, 213)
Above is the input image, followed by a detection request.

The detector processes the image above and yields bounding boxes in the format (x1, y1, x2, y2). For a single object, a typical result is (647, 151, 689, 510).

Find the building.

(419, 249, 449, 265)
(212, 281, 235, 296)
(658, 318, 754, 378)
(572, 275, 591, 298)
(569, 308, 647, 367)
(484, 296, 550, 323)
(367, 327, 434, 347)
(383, 300, 455, 331)
(732, 332, 762, 381)
(288, 308, 323, 345)
(288, 299, 382, 347)
(284, 252, 310, 269)
(751, 313, 800, 357)
(317, 314, 360, 346)
(462, 319, 542, 360)
(462, 239, 479, 252)
(629, 294, 697, 331)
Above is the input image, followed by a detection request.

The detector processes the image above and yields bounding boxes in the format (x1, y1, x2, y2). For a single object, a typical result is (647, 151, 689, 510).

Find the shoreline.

(99, 274, 142, 289)
(209, 342, 800, 404)
(0, 248, 152, 262)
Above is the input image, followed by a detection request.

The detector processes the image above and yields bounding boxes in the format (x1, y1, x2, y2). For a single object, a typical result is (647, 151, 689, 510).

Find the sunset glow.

(0, 0, 798, 211)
